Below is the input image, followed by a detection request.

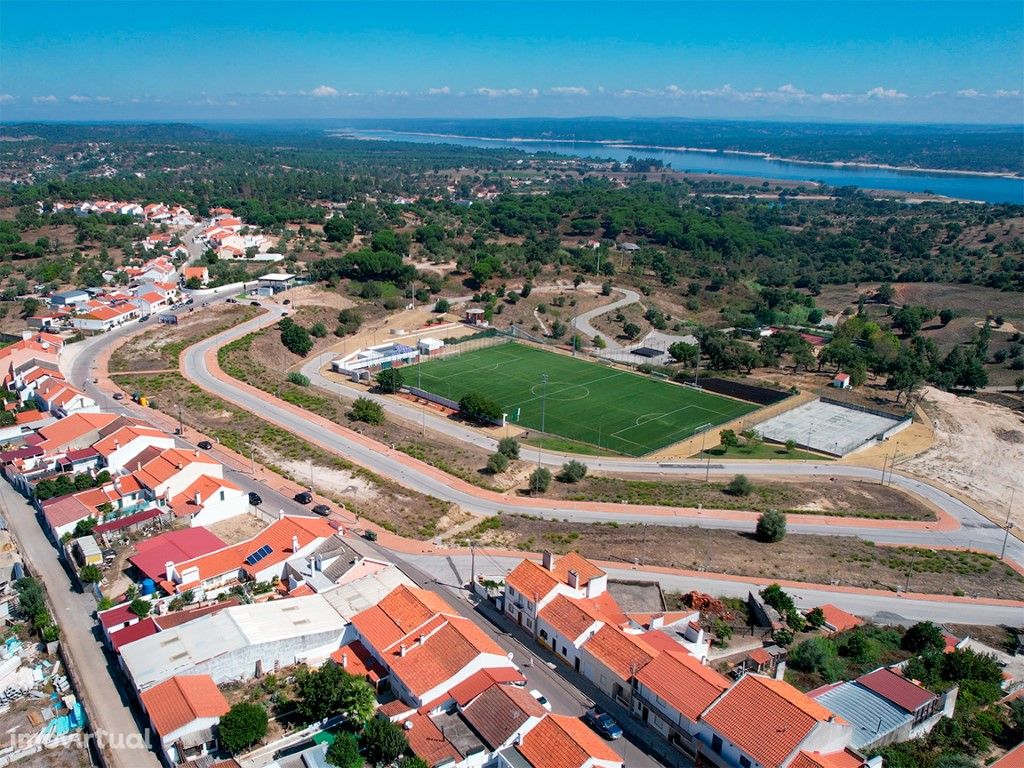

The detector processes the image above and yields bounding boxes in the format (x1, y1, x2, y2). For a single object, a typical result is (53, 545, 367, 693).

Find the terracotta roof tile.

(817, 604, 864, 633)
(537, 595, 604, 642)
(402, 712, 462, 766)
(992, 743, 1024, 768)
(636, 651, 730, 721)
(330, 640, 387, 683)
(790, 750, 866, 768)
(517, 715, 622, 768)
(856, 668, 935, 713)
(506, 553, 604, 601)
(582, 625, 656, 681)
(129, 528, 227, 582)
(140, 675, 229, 737)
(701, 675, 840, 768)
(461, 683, 545, 749)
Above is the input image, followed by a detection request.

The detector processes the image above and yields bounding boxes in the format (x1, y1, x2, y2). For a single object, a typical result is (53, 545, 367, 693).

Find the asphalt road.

(0, 482, 160, 768)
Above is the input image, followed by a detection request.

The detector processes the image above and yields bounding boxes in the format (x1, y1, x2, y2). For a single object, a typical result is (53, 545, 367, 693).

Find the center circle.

(529, 382, 591, 401)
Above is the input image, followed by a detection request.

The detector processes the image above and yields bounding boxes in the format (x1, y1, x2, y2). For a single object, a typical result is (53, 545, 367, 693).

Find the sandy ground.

(277, 457, 379, 501)
(902, 387, 1024, 527)
(206, 513, 268, 545)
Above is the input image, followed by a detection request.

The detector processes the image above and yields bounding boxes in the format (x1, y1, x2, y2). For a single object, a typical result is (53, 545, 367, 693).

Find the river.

(344, 129, 1024, 205)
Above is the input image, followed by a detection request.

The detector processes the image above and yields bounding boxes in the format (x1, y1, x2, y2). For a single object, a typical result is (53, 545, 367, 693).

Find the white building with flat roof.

(331, 342, 419, 378)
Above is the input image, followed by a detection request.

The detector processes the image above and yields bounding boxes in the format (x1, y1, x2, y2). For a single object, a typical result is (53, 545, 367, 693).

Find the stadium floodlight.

(693, 421, 714, 482)
(540, 373, 549, 434)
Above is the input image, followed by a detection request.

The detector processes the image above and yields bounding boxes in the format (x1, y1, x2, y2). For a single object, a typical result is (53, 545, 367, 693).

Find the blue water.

(346, 129, 1024, 205)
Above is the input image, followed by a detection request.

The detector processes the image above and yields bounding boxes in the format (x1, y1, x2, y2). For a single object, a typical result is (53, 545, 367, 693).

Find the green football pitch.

(402, 342, 758, 456)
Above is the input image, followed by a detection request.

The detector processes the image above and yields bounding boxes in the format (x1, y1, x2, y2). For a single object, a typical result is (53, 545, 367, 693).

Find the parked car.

(197, 440, 213, 450)
(112, 392, 124, 401)
(249, 301, 261, 307)
(282, 299, 291, 305)
(363, 530, 378, 541)
(185, 297, 194, 305)
(529, 690, 552, 711)
(226, 297, 237, 304)
(294, 491, 313, 504)
(312, 504, 331, 517)
(247, 492, 262, 507)
(584, 708, 623, 740)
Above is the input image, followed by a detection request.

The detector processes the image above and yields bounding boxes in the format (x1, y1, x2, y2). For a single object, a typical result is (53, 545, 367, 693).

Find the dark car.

(226, 297, 237, 304)
(248, 492, 262, 507)
(250, 301, 261, 307)
(312, 504, 331, 517)
(185, 298, 194, 305)
(294, 491, 313, 504)
(112, 392, 124, 401)
(197, 440, 213, 450)
(282, 299, 291, 305)
(584, 708, 623, 740)
(363, 530, 378, 542)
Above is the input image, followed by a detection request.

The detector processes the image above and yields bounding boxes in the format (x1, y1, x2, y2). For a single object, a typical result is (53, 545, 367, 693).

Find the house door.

(642, 706, 649, 723)
(517, 612, 522, 627)
(574, 657, 581, 672)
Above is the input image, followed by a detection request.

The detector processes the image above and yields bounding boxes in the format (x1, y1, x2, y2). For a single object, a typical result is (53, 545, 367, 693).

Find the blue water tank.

(140, 579, 156, 596)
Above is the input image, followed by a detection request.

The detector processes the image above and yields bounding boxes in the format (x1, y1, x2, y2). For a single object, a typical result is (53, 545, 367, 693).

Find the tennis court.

(403, 342, 757, 456)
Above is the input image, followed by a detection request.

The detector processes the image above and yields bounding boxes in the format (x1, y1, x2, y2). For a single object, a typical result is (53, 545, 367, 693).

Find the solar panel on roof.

(244, 544, 274, 566)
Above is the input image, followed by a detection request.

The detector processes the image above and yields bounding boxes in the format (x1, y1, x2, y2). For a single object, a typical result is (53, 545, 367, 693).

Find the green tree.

(128, 598, 151, 618)
(487, 452, 510, 474)
(939, 309, 955, 326)
(21, 297, 40, 319)
(805, 607, 826, 629)
(218, 702, 268, 754)
(458, 392, 502, 423)
(72, 517, 98, 537)
(719, 429, 739, 449)
(497, 437, 520, 459)
(338, 674, 376, 724)
(281, 322, 313, 356)
(310, 321, 328, 338)
(901, 621, 945, 654)
(622, 322, 642, 340)
(350, 397, 385, 425)
(79, 565, 102, 584)
(326, 733, 363, 768)
(558, 460, 588, 483)
(528, 467, 552, 494)
(789, 637, 843, 681)
(323, 216, 355, 243)
(362, 717, 408, 766)
(668, 341, 699, 366)
(375, 368, 404, 394)
(725, 474, 753, 497)
(399, 758, 430, 768)
(433, 298, 450, 313)
(294, 663, 346, 722)
(755, 509, 787, 542)
(785, 439, 797, 454)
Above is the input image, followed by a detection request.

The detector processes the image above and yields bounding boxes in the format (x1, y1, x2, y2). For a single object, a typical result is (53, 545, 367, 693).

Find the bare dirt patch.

(903, 387, 1024, 526)
(545, 473, 935, 520)
(463, 515, 1024, 600)
(205, 513, 268, 546)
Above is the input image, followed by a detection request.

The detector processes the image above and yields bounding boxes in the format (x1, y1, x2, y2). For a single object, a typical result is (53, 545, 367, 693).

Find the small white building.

(256, 273, 296, 295)
(331, 342, 419, 379)
(417, 337, 444, 356)
(833, 372, 852, 389)
(139, 674, 229, 765)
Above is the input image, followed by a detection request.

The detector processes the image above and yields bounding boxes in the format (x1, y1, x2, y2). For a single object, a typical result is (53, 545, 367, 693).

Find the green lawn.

(403, 342, 758, 456)
(695, 443, 830, 461)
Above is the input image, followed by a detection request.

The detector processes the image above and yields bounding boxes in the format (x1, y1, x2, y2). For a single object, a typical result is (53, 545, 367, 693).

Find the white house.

(132, 448, 223, 501)
(139, 675, 229, 766)
(92, 425, 176, 473)
(170, 474, 249, 528)
(71, 303, 139, 332)
(503, 551, 608, 634)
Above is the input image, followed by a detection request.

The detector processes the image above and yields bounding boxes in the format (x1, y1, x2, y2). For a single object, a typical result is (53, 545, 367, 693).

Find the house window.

(539, 629, 548, 640)
(712, 735, 723, 754)
(740, 757, 751, 768)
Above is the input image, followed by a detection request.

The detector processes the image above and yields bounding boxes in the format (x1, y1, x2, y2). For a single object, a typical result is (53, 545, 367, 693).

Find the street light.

(1001, 487, 1016, 561)
(540, 373, 549, 435)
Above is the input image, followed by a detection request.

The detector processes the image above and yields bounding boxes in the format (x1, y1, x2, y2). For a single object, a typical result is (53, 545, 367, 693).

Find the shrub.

(375, 368, 404, 394)
(128, 598, 151, 618)
(805, 607, 826, 629)
(281, 323, 313, 356)
(336, 308, 363, 336)
(789, 637, 843, 681)
(497, 437, 520, 459)
(773, 628, 794, 646)
(79, 565, 102, 584)
(487, 452, 510, 474)
(434, 298, 450, 313)
(459, 392, 502, 423)
(558, 460, 588, 483)
(72, 517, 97, 537)
(901, 621, 945, 654)
(362, 717, 408, 766)
(719, 429, 739, 448)
(219, 702, 268, 754)
(725, 474, 753, 497)
(755, 509, 787, 542)
(349, 397, 385, 425)
(528, 467, 552, 494)
(310, 321, 328, 338)
(326, 733, 363, 768)
(287, 372, 310, 387)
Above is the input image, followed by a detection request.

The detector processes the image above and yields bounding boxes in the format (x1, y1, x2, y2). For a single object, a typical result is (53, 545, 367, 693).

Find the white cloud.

(994, 89, 1021, 98)
(426, 86, 450, 95)
(475, 87, 524, 97)
(865, 86, 907, 100)
(32, 95, 57, 104)
(956, 88, 981, 98)
(310, 85, 339, 98)
(0, 94, 14, 103)
(549, 86, 590, 96)
(68, 94, 91, 103)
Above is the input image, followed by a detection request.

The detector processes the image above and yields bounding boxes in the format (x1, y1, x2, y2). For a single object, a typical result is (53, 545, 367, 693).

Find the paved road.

(572, 286, 642, 350)
(0, 483, 160, 768)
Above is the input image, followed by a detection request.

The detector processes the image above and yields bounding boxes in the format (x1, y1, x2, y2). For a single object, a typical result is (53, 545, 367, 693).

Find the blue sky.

(1, 1, 1022, 123)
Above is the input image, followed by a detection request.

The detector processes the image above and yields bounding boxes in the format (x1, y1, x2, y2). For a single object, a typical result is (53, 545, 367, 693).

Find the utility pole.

(1001, 488, 1016, 560)
(470, 539, 476, 589)
(249, 442, 256, 474)
(904, 549, 917, 593)
(177, 402, 184, 436)
(309, 458, 314, 494)
(540, 373, 549, 435)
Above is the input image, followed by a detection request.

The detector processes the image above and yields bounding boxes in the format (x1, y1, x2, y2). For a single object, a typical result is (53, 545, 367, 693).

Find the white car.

(529, 689, 552, 711)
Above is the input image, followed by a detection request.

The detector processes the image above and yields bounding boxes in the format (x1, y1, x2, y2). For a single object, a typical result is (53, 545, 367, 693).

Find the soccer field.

(402, 342, 758, 456)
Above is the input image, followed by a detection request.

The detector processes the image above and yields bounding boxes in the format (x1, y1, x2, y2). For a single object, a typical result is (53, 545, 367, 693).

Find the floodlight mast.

(694, 421, 714, 482)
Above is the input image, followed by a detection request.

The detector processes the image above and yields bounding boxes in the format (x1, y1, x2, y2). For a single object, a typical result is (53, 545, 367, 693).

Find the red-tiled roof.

(461, 683, 545, 749)
(443, 667, 527, 708)
(701, 675, 840, 768)
(636, 651, 729, 721)
(517, 715, 622, 768)
(110, 617, 158, 651)
(856, 668, 935, 713)
(581, 626, 656, 681)
(992, 742, 1024, 768)
(351, 583, 455, 652)
(98, 602, 138, 630)
(748, 647, 772, 666)
(505, 553, 604, 601)
(817, 604, 863, 633)
(169, 474, 242, 517)
(140, 675, 229, 738)
(402, 712, 462, 766)
(537, 595, 604, 642)
(129, 527, 227, 582)
(790, 750, 866, 768)
(329, 640, 387, 683)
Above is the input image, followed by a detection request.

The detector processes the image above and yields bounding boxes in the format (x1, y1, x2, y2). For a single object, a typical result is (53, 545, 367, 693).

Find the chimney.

(21, 330, 31, 341)
(136, 461, 142, 471)
(194, 491, 202, 506)
(291, 535, 299, 552)
(165, 561, 175, 579)
(340, 652, 348, 670)
(650, 613, 664, 630)
(399, 643, 408, 657)
(542, 550, 556, 571)
(114, 439, 120, 450)
(417, 634, 426, 646)
(567, 569, 580, 589)
(176, 461, 182, 469)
